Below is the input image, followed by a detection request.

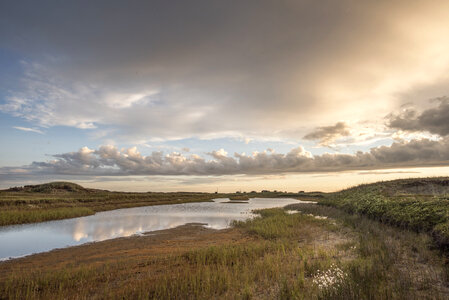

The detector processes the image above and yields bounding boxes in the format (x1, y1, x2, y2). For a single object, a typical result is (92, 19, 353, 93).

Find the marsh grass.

(232, 208, 332, 240)
(0, 181, 318, 226)
(0, 209, 342, 299)
(0, 188, 217, 226)
(287, 203, 449, 299)
(318, 178, 449, 250)
(0, 207, 95, 226)
(1, 202, 448, 299)
(228, 195, 251, 200)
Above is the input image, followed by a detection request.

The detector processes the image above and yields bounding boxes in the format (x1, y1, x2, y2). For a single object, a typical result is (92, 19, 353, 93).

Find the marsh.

(0, 197, 302, 260)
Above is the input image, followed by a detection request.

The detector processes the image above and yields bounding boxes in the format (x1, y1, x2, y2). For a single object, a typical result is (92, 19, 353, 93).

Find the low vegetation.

(228, 195, 251, 201)
(320, 177, 449, 250)
(1, 202, 448, 299)
(0, 183, 215, 226)
(0, 182, 322, 226)
(0, 207, 94, 226)
(285, 203, 449, 299)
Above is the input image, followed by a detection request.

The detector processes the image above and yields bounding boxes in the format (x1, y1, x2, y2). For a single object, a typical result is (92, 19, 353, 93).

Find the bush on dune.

(320, 178, 449, 250)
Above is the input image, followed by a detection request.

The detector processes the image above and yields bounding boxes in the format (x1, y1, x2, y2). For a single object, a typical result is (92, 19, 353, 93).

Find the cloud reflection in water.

(0, 198, 302, 260)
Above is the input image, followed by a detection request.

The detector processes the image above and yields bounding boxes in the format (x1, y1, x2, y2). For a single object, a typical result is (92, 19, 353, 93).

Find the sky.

(1, 0, 449, 192)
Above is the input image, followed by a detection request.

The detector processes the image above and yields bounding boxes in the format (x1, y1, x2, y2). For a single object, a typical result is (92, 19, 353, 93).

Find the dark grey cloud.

(388, 98, 449, 136)
(0, 0, 337, 138)
(2, 1, 449, 142)
(2, 138, 448, 178)
(303, 122, 350, 146)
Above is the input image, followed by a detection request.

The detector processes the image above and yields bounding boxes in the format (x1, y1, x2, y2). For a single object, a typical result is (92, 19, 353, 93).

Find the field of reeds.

(0, 181, 321, 226)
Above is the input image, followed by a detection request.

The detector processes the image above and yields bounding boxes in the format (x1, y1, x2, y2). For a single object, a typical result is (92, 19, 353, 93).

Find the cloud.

(388, 97, 449, 136)
(303, 122, 350, 146)
(356, 170, 420, 175)
(2, 1, 449, 143)
(2, 138, 448, 178)
(13, 126, 44, 134)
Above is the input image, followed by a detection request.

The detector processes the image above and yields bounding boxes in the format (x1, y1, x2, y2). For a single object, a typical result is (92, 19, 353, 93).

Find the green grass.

(0, 207, 95, 226)
(318, 177, 449, 250)
(232, 208, 331, 240)
(0, 183, 221, 226)
(228, 195, 251, 200)
(286, 203, 449, 299)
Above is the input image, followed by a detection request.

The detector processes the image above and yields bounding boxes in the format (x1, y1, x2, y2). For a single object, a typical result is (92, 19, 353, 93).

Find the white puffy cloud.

(2, 138, 447, 178)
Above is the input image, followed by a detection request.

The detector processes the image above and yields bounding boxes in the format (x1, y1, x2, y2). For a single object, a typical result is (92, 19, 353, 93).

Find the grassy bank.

(0, 207, 95, 226)
(285, 203, 449, 299)
(1, 203, 447, 299)
(0, 181, 321, 226)
(319, 177, 449, 250)
(0, 185, 215, 226)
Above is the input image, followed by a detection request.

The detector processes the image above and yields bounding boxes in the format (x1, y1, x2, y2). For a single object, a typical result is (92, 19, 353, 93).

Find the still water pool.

(0, 198, 305, 260)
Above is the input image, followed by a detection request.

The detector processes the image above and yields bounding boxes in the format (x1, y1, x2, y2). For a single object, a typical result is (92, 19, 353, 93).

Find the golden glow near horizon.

(71, 167, 449, 193)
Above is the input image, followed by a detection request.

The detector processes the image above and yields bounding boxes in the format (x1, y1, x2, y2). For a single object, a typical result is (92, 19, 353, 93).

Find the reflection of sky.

(0, 198, 303, 260)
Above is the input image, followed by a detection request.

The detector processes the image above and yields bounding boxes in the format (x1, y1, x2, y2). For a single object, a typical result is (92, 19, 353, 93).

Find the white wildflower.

(305, 213, 328, 220)
(312, 264, 347, 290)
